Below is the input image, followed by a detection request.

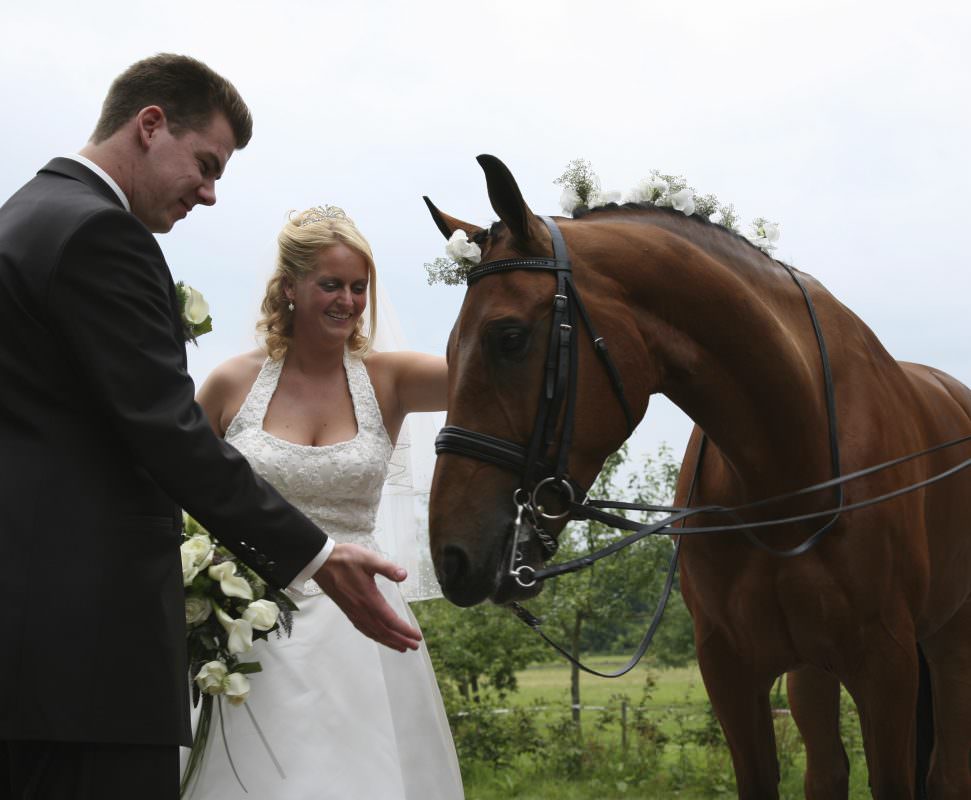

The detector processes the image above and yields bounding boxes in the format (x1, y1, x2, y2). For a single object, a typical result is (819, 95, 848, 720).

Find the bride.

(187, 205, 463, 799)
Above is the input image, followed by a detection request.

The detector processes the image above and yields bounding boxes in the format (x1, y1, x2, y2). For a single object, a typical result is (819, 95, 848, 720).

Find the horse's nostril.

(442, 545, 469, 586)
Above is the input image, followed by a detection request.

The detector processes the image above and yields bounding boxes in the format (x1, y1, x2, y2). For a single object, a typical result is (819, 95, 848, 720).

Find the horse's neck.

(622, 225, 836, 497)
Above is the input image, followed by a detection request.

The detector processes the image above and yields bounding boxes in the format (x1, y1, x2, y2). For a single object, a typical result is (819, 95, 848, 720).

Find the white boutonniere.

(175, 281, 213, 342)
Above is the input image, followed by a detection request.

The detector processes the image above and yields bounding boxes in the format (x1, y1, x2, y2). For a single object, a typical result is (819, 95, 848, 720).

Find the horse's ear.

(423, 197, 483, 240)
(476, 154, 545, 244)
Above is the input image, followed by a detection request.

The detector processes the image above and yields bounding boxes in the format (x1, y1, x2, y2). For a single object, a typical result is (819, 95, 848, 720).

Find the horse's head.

(426, 155, 652, 606)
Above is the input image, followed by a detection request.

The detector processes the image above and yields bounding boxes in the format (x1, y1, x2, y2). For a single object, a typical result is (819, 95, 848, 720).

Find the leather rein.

(434, 215, 971, 677)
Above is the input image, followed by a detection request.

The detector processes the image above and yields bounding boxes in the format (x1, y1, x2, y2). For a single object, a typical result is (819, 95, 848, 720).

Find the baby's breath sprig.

(424, 256, 469, 286)
(554, 158, 601, 208)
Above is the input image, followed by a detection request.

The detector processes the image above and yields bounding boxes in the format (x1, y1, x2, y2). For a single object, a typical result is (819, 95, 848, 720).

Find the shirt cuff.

(289, 538, 335, 590)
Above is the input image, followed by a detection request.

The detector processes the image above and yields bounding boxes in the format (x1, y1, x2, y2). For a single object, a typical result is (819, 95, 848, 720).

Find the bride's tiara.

(297, 205, 351, 227)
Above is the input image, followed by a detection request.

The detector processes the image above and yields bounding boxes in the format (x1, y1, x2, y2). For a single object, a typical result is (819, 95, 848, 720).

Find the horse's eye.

(499, 329, 526, 354)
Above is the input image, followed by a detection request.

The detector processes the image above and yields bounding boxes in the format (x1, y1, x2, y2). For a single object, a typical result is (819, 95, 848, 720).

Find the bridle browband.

(434, 214, 971, 677)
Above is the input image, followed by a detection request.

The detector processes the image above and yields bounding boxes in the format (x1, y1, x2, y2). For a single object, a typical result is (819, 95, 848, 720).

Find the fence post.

(621, 700, 628, 753)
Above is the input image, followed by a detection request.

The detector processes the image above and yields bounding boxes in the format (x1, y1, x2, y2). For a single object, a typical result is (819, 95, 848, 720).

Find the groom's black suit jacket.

(0, 159, 327, 747)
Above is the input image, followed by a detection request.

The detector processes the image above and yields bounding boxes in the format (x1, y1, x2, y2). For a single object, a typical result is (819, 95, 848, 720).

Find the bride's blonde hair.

(258, 207, 378, 360)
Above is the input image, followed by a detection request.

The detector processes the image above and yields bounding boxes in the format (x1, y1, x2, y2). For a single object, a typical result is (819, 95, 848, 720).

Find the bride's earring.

(288, 301, 295, 311)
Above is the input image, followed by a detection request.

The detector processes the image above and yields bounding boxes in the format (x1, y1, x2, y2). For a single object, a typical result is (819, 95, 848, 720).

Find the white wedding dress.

(184, 350, 464, 800)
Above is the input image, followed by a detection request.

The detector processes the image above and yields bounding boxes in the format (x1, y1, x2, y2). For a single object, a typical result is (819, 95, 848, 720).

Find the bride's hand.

(313, 543, 423, 652)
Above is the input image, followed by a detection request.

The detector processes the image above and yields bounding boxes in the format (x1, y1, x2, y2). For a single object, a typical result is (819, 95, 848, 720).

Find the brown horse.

(425, 155, 971, 799)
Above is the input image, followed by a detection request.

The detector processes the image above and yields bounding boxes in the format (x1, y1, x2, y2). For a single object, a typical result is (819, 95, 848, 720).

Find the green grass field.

(457, 657, 874, 799)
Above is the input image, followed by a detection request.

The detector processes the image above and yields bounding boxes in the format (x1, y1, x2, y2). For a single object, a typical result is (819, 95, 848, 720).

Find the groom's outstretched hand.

(313, 543, 423, 652)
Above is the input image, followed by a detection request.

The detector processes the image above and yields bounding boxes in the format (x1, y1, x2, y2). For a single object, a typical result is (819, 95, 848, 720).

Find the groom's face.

(132, 110, 236, 233)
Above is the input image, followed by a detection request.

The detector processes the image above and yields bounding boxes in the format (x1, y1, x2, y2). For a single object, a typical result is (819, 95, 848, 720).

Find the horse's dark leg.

(914, 644, 932, 800)
(841, 623, 919, 799)
(920, 600, 971, 798)
(786, 666, 849, 799)
(696, 629, 780, 799)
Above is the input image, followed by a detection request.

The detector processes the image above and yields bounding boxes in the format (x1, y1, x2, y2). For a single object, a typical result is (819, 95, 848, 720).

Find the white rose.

(195, 660, 228, 695)
(182, 549, 201, 587)
(445, 229, 482, 265)
(181, 534, 213, 565)
(588, 189, 621, 208)
(208, 561, 254, 600)
(667, 188, 696, 216)
(180, 535, 214, 586)
(243, 599, 280, 632)
(628, 176, 669, 203)
(183, 286, 210, 325)
(761, 221, 781, 245)
(559, 186, 582, 214)
(224, 672, 251, 706)
(185, 595, 212, 626)
(214, 604, 254, 654)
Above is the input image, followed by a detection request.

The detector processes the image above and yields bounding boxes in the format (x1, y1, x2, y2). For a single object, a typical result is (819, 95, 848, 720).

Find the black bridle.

(436, 216, 635, 519)
(435, 215, 971, 677)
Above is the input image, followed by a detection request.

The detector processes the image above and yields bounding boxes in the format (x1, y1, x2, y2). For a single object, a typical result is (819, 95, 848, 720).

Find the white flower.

(183, 285, 210, 325)
(761, 221, 781, 245)
(180, 535, 213, 586)
(559, 186, 582, 214)
(185, 595, 212, 626)
(182, 550, 200, 586)
(445, 230, 481, 265)
(195, 660, 228, 695)
(666, 188, 696, 216)
(242, 599, 280, 632)
(628, 176, 670, 203)
(224, 672, 251, 706)
(587, 189, 621, 208)
(214, 604, 254, 654)
(747, 220, 781, 252)
(208, 561, 254, 600)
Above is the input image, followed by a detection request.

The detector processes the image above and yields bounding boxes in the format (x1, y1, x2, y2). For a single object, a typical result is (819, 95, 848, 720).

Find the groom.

(0, 54, 420, 799)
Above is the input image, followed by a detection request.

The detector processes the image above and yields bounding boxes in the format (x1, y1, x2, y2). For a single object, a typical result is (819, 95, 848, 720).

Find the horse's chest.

(682, 552, 857, 664)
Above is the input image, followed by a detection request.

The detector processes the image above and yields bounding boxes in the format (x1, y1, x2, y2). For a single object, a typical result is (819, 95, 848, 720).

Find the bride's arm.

(393, 351, 447, 414)
(365, 351, 446, 444)
(196, 350, 264, 436)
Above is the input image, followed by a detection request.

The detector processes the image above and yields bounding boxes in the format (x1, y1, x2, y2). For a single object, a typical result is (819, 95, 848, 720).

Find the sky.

(2, 0, 969, 470)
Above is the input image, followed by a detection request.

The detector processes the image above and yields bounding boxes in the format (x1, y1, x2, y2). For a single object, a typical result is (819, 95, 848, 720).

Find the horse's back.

(898, 360, 971, 433)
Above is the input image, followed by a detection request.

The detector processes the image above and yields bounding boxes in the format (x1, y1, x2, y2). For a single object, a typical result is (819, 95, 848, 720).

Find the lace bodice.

(226, 350, 393, 556)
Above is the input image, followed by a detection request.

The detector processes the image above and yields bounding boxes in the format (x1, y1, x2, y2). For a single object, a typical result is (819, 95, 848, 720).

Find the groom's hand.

(313, 543, 422, 652)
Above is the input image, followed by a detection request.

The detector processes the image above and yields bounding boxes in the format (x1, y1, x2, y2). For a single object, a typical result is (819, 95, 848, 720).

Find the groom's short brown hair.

(90, 53, 253, 148)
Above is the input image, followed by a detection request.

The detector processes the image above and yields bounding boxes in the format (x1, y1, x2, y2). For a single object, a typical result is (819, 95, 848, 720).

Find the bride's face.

(287, 244, 369, 343)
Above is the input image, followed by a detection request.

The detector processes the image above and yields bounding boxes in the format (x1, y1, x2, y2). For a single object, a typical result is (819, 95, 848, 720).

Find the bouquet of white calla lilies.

(180, 517, 298, 795)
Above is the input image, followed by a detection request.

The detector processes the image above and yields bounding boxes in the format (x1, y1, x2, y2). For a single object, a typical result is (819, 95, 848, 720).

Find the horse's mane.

(570, 201, 792, 268)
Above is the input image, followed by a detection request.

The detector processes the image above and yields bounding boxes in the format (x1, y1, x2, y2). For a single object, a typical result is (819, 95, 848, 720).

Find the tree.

(528, 444, 683, 730)
(412, 597, 551, 703)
